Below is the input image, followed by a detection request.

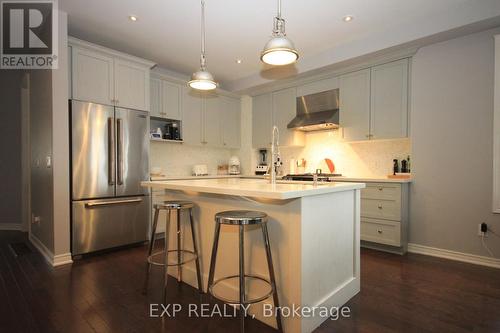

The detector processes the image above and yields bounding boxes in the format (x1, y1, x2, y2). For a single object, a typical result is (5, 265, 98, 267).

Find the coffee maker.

(255, 149, 269, 175)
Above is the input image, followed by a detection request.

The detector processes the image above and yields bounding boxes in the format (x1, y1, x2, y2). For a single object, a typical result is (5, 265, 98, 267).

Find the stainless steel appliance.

(288, 88, 340, 131)
(282, 173, 342, 182)
(70, 100, 150, 256)
(255, 149, 269, 175)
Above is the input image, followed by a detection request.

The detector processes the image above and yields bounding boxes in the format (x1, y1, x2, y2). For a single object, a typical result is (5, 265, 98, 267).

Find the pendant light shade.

(188, 0, 217, 90)
(261, 0, 299, 66)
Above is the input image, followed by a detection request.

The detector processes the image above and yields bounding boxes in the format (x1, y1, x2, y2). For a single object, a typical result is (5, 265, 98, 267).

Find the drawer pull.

(378, 204, 383, 209)
(378, 187, 383, 191)
(377, 230, 383, 234)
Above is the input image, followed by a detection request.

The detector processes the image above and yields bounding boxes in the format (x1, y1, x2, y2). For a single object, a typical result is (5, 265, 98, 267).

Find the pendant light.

(188, 0, 217, 90)
(261, 0, 299, 66)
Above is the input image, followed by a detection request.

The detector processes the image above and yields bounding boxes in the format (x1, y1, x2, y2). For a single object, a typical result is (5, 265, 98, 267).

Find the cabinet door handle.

(378, 204, 383, 209)
(377, 230, 383, 234)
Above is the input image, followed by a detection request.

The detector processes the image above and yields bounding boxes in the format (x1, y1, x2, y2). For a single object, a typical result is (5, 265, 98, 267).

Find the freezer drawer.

(72, 196, 150, 255)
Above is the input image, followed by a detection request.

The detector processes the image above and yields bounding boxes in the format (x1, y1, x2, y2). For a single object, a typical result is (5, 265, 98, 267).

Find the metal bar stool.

(144, 201, 203, 304)
(207, 210, 283, 333)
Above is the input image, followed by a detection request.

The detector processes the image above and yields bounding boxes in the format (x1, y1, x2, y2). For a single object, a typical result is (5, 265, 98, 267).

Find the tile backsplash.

(269, 130, 411, 178)
(150, 141, 233, 177)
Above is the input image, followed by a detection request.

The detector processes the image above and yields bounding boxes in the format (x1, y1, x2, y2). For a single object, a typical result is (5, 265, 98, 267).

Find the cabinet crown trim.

(69, 36, 156, 68)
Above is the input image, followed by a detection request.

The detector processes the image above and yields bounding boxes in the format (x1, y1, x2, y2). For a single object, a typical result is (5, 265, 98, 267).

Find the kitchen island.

(141, 178, 365, 333)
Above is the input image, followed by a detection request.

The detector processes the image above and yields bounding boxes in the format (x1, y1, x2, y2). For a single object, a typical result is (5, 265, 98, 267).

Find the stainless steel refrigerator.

(70, 100, 150, 256)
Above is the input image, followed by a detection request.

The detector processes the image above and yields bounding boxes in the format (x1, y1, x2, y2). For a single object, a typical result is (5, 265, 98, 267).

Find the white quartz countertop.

(142, 178, 365, 200)
(150, 175, 412, 183)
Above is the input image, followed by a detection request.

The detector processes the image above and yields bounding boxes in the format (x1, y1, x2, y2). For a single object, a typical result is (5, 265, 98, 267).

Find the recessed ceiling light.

(129, 15, 138, 22)
(236, 59, 242, 64)
(343, 15, 354, 22)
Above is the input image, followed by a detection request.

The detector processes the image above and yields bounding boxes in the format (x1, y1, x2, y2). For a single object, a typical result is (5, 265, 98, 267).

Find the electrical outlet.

(478, 223, 488, 237)
(31, 214, 41, 224)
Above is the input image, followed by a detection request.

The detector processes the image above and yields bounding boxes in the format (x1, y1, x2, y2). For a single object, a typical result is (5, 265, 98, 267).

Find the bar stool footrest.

(209, 274, 273, 305)
(147, 250, 197, 266)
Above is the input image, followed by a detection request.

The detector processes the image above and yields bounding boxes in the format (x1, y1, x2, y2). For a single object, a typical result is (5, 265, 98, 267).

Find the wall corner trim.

(408, 243, 500, 269)
(29, 233, 73, 267)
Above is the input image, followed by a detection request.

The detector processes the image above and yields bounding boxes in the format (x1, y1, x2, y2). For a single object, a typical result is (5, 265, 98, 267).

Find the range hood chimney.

(287, 88, 340, 131)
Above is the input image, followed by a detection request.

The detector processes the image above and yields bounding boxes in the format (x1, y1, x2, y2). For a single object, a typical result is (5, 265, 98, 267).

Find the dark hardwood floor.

(0, 231, 499, 333)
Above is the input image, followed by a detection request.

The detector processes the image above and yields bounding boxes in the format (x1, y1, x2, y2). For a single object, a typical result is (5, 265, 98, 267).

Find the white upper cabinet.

(114, 58, 150, 111)
(181, 89, 240, 148)
(181, 87, 203, 146)
(370, 59, 409, 139)
(150, 78, 162, 117)
(150, 76, 182, 120)
(252, 93, 273, 148)
(339, 59, 409, 142)
(252, 88, 304, 149)
(69, 38, 154, 111)
(339, 68, 371, 141)
(272, 87, 305, 147)
(221, 96, 241, 148)
(162, 81, 181, 120)
(71, 46, 114, 105)
(203, 95, 224, 147)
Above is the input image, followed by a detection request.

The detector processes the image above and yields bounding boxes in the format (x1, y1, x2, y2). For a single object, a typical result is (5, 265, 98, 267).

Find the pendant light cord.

(273, 0, 285, 36)
(200, 0, 207, 70)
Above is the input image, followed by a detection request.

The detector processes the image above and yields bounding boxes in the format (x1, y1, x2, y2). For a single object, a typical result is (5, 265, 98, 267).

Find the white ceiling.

(60, 0, 500, 92)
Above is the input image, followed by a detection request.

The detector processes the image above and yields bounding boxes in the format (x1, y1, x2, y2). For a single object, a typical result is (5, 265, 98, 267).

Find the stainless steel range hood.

(287, 88, 340, 131)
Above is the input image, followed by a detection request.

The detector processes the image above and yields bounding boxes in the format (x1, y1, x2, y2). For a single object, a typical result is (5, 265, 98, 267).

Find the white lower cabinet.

(361, 218, 401, 247)
(356, 182, 409, 253)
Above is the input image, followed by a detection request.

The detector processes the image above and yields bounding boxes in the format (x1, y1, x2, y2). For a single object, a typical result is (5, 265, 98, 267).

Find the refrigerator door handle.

(107, 117, 116, 185)
(116, 118, 123, 185)
(85, 198, 143, 208)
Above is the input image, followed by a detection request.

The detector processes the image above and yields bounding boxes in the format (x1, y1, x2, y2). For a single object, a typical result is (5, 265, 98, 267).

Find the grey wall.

(410, 27, 500, 257)
(0, 70, 23, 227)
(30, 69, 54, 251)
(29, 11, 69, 256)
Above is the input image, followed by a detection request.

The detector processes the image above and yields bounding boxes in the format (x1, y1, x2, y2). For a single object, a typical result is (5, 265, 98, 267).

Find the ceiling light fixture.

(260, 0, 298, 66)
(343, 15, 353, 22)
(236, 59, 242, 64)
(128, 15, 138, 22)
(188, 0, 217, 91)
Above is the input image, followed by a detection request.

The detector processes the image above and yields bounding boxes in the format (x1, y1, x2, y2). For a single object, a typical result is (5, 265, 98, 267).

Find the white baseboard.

(29, 233, 73, 267)
(0, 223, 23, 231)
(408, 243, 500, 269)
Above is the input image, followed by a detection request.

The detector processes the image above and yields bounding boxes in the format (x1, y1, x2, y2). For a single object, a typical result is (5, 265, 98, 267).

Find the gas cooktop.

(282, 173, 342, 182)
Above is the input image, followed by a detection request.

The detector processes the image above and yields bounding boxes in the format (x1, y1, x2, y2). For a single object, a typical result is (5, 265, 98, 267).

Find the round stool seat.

(215, 210, 267, 225)
(154, 200, 194, 210)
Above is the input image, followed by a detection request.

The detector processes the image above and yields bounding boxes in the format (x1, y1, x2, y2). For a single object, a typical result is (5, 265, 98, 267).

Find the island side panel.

(154, 190, 303, 332)
(300, 189, 361, 333)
